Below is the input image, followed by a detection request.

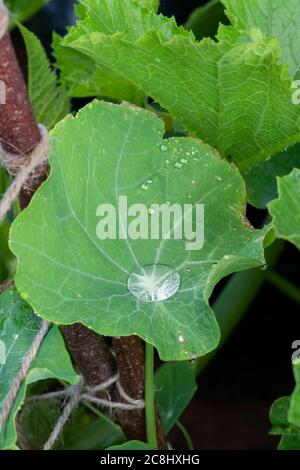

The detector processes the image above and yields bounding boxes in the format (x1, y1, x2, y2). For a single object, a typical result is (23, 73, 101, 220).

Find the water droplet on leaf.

(127, 264, 180, 303)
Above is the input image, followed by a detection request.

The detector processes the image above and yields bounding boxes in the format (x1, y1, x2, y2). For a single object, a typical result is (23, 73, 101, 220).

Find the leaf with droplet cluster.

(10, 100, 266, 361)
(0, 289, 79, 449)
(59, 0, 300, 171)
(268, 168, 300, 250)
(222, 0, 300, 77)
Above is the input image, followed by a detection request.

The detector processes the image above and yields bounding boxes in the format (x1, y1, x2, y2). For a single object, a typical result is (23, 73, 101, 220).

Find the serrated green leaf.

(155, 362, 197, 432)
(52, 0, 156, 105)
(107, 440, 154, 450)
(52, 32, 145, 105)
(0, 289, 78, 449)
(10, 100, 266, 361)
(268, 168, 300, 250)
(62, 1, 300, 171)
(244, 145, 300, 209)
(17, 23, 70, 130)
(222, 0, 300, 77)
(5, 0, 48, 23)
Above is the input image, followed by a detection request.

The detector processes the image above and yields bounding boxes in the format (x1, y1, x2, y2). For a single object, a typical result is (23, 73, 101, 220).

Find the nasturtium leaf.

(107, 440, 154, 450)
(155, 362, 197, 432)
(244, 145, 300, 209)
(222, 0, 300, 77)
(10, 100, 266, 361)
(268, 168, 300, 250)
(62, 0, 300, 171)
(17, 23, 70, 130)
(5, 0, 48, 23)
(0, 289, 78, 449)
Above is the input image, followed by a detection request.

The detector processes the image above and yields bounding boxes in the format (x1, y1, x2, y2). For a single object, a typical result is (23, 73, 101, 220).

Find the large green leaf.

(222, 0, 300, 77)
(155, 362, 197, 433)
(268, 168, 300, 250)
(10, 100, 266, 361)
(0, 289, 78, 449)
(17, 23, 70, 130)
(244, 145, 300, 208)
(61, 0, 300, 171)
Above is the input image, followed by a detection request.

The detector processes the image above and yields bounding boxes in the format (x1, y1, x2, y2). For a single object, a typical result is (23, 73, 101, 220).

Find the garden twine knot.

(0, 124, 51, 223)
(0, 0, 9, 40)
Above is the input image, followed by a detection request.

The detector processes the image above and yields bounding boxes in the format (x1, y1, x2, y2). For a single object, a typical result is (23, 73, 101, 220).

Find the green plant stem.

(194, 240, 284, 376)
(265, 270, 300, 305)
(176, 420, 194, 450)
(145, 342, 157, 449)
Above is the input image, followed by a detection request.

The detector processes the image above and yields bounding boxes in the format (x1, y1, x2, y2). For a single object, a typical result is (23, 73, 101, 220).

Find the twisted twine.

(25, 373, 145, 450)
(0, 320, 50, 431)
(0, 124, 51, 224)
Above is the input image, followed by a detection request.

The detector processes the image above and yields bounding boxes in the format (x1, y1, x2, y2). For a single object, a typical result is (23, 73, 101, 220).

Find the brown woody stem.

(113, 336, 166, 448)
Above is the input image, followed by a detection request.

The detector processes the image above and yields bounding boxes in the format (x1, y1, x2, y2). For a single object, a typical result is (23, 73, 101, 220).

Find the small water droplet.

(146, 179, 152, 184)
(180, 158, 187, 164)
(192, 180, 196, 184)
(178, 334, 185, 343)
(141, 184, 148, 191)
(175, 162, 182, 169)
(216, 176, 222, 182)
(188, 195, 192, 199)
(189, 355, 198, 363)
(127, 264, 180, 303)
(161, 144, 168, 151)
(223, 255, 230, 260)
(148, 207, 155, 215)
